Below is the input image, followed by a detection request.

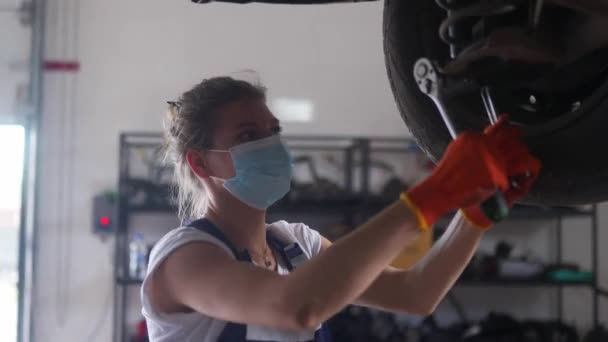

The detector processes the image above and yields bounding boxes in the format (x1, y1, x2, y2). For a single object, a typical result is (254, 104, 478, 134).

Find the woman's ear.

(186, 149, 209, 179)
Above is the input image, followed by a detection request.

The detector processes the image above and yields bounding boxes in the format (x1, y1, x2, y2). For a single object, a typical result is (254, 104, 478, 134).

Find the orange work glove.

(402, 130, 511, 230)
(462, 115, 542, 229)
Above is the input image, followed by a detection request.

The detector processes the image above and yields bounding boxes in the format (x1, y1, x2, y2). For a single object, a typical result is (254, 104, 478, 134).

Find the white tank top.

(141, 220, 323, 342)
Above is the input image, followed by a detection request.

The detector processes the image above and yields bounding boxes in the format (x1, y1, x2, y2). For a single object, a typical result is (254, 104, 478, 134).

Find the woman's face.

(199, 98, 283, 180)
(210, 98, 282, 150)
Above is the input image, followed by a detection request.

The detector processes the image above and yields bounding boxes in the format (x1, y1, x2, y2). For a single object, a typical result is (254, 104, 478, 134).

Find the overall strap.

(187, 218, 249, 342)
(188, 218, 308, 269)
(315, 326, 333, 342)
(187, 218, 331, 342)
(187, 218, 251, 262)
(267, 230, 333, 342)
(267, 234, 306, 272)
(266, 231, 308, 271)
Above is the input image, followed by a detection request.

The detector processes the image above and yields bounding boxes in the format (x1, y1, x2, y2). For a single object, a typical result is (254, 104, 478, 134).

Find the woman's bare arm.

(346, 211, 483, 314)
(152, 201, 422, 331)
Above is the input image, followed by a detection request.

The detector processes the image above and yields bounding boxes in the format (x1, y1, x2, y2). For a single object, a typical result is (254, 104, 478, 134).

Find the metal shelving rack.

(453, 204, 601, 327)
(113, 132, 604, 341)
(114, 133, 168, 342)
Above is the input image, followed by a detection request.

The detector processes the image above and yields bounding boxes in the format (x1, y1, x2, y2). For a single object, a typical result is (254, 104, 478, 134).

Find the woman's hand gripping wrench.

(413, 58, 510, 223)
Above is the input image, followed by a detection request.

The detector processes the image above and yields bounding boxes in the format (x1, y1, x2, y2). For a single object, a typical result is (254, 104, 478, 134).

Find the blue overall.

(188, 218, 333, 342)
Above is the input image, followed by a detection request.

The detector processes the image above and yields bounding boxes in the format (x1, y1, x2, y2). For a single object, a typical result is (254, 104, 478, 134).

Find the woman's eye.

(237, 131, 256, 143)
(237, 126, 281, 143)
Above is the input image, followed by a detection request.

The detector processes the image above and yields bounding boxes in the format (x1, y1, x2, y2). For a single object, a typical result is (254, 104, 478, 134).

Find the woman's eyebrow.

(237, 122, 257, 128)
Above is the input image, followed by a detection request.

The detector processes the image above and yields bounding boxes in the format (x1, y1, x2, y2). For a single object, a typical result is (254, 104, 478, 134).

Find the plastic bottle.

(129, 232, 147, 280)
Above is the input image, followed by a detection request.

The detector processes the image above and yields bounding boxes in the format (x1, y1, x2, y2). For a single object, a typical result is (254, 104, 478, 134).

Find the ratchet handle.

(480, 190, 509, 223)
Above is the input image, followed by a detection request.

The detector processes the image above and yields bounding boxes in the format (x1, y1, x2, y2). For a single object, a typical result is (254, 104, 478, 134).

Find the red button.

(100, 216, 110, 226)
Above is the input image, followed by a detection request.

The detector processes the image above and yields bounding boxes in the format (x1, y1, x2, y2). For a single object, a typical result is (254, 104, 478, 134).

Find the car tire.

(383, 0, 608, 205)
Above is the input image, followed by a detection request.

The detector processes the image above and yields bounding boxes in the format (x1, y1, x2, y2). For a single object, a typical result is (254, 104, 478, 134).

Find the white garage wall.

(34, 0, 606, 341)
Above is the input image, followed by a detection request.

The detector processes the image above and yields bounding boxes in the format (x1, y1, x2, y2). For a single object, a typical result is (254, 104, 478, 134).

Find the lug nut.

(416, 63, 429, 78)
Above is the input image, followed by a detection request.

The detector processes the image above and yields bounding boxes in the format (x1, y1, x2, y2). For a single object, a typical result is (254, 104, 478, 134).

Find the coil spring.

(436, 0, 519, 55)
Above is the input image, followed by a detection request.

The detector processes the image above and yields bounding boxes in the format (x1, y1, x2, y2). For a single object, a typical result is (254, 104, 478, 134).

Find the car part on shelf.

(584, 326, 608, 342)
(288, 155, 351, 201)
(124, 178, 172, 207)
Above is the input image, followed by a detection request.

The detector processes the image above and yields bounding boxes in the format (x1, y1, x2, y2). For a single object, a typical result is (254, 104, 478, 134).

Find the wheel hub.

(435, 0, 608, 127)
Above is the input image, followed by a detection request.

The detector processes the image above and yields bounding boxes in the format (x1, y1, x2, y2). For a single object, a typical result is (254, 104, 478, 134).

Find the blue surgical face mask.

(210, 135, 293, 210)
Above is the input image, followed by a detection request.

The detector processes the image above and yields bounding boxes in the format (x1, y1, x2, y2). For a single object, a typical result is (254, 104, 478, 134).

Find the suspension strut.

(435, 0, 519, 58)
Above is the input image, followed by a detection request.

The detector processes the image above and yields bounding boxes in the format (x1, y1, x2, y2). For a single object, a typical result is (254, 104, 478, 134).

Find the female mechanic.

(141, 76, 540, 342)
